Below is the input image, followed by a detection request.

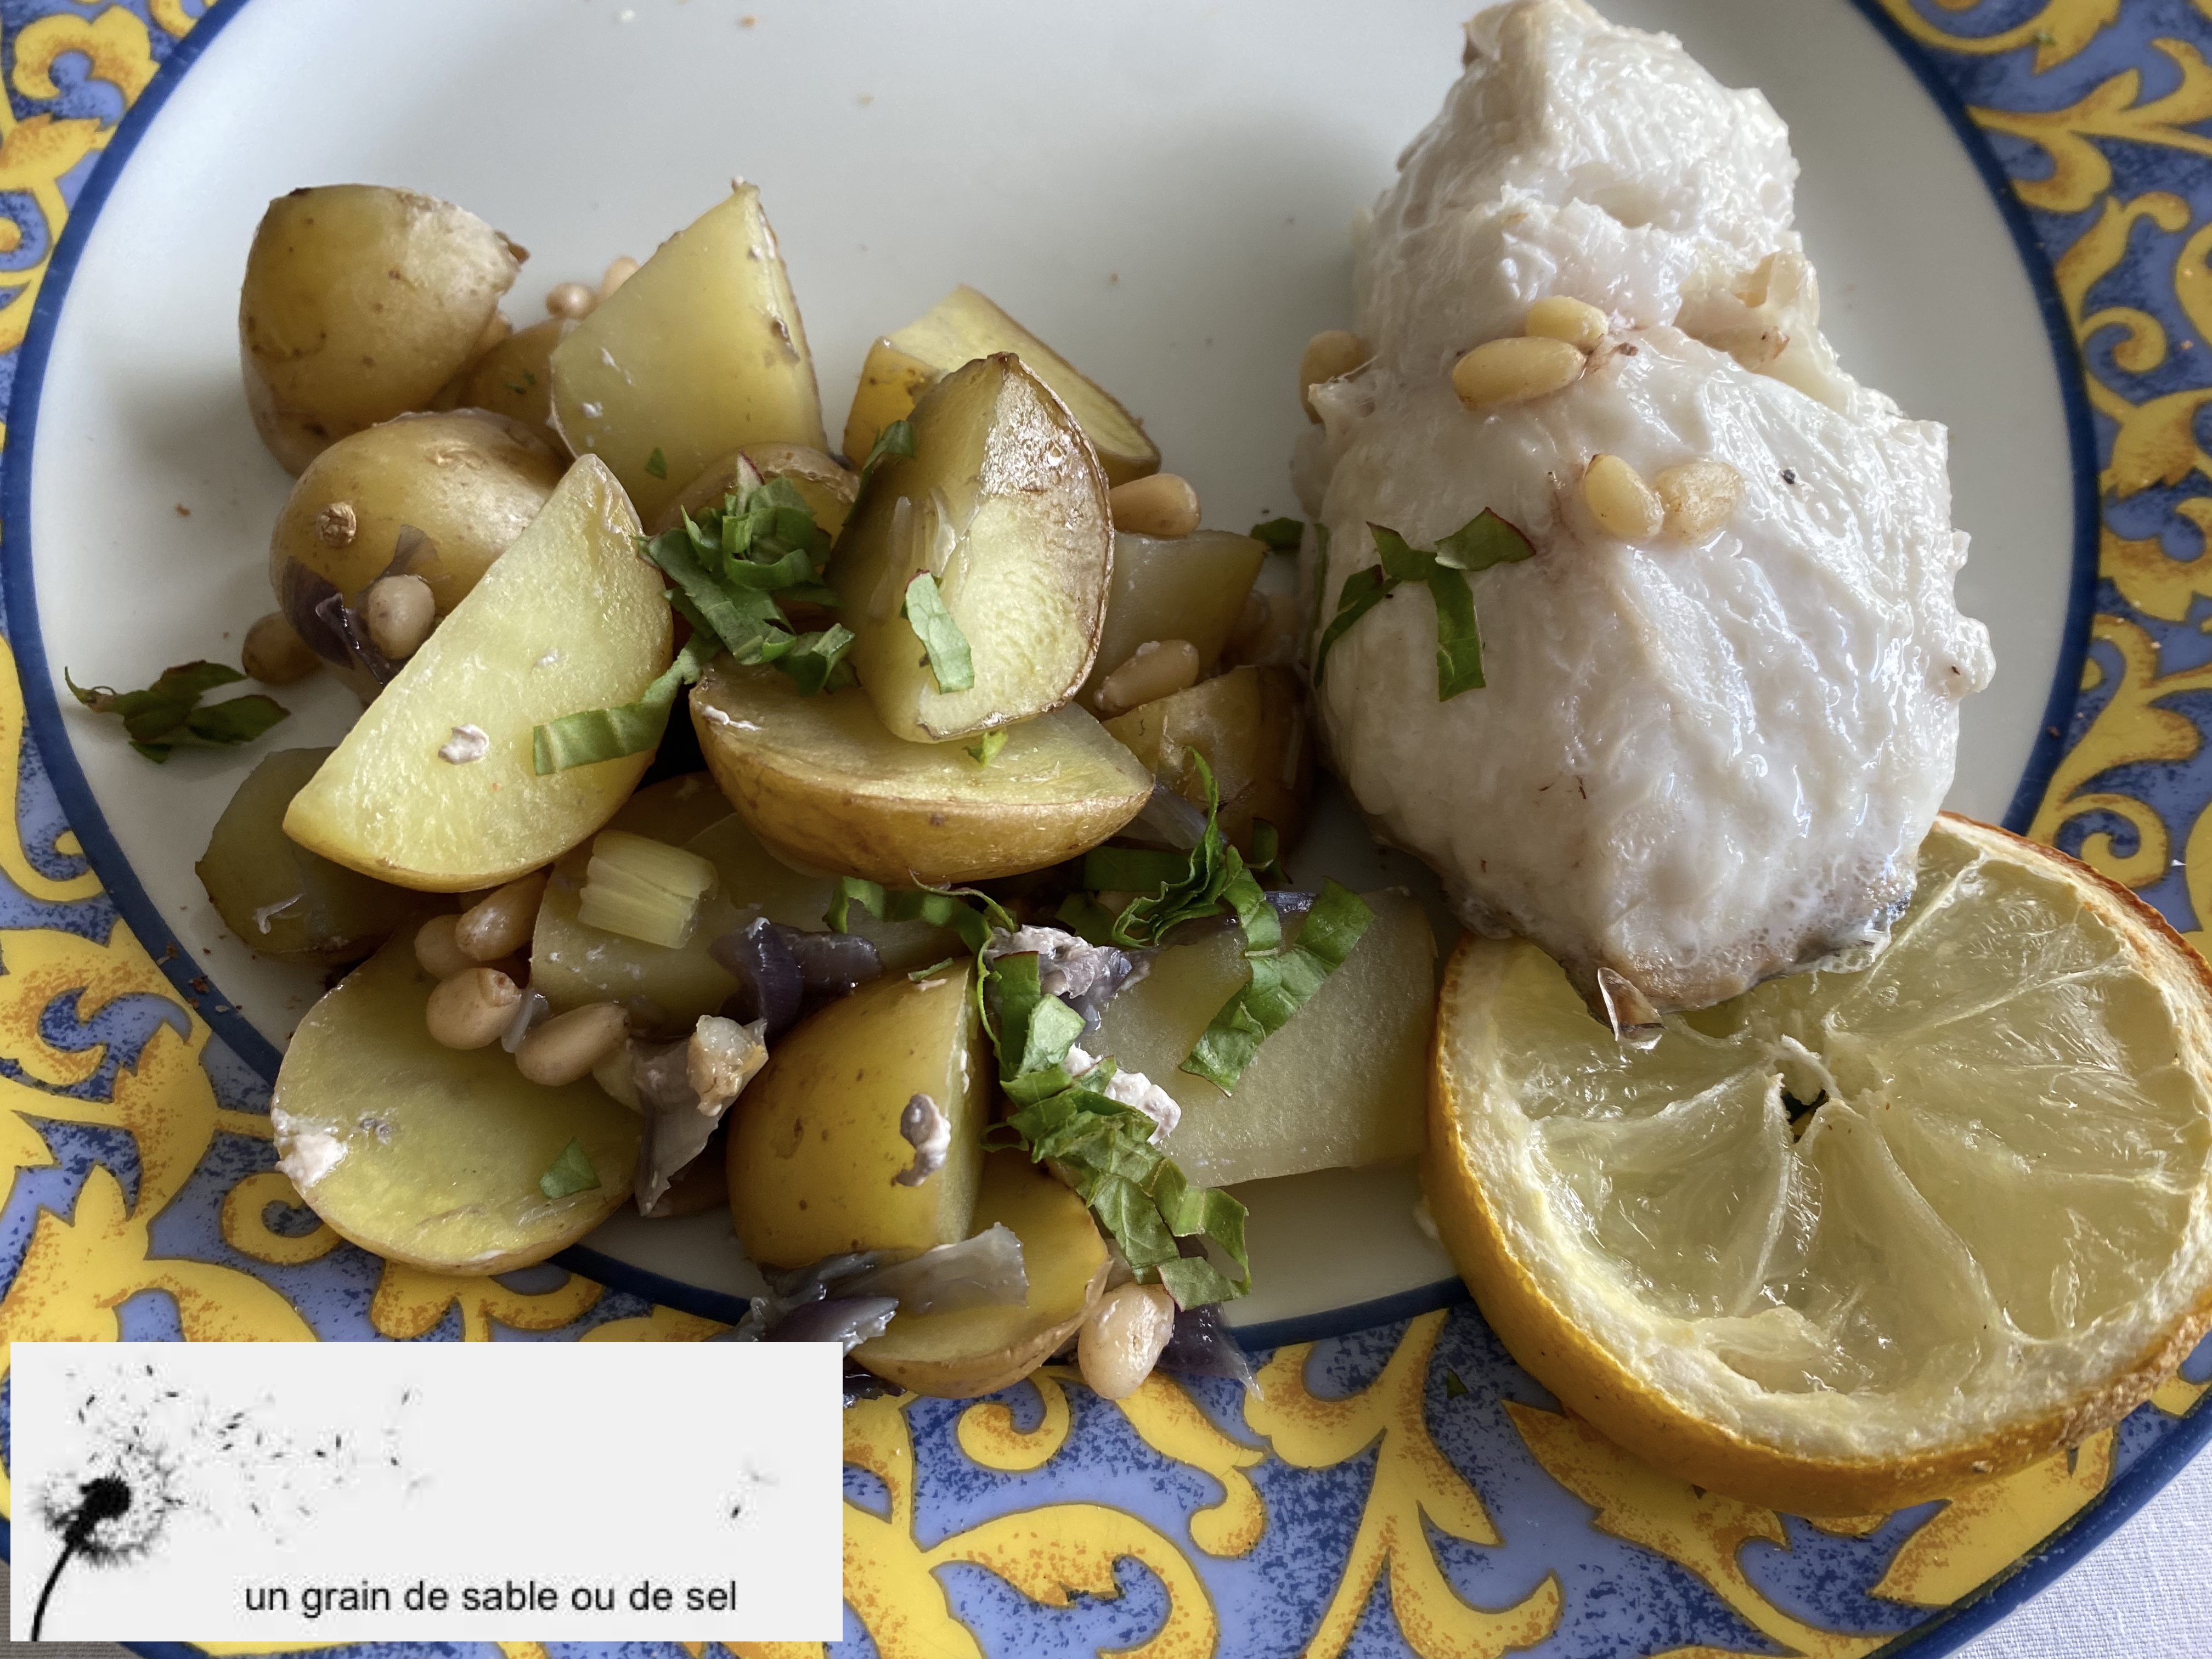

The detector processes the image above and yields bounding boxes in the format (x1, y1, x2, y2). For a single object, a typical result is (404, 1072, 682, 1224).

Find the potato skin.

(268, 409, 563, 659)
(443, 317, 571, 455)
(240, 185, 523, 473)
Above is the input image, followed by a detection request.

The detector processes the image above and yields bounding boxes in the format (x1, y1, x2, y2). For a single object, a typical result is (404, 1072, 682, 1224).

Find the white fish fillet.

(1301, 0, 1993, 1018)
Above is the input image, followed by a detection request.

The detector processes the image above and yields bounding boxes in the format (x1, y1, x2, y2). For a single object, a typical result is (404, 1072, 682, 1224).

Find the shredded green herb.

(966, 729, 1008, 766)
(67, 661, 289, 763)
(538, 1139, 601, 1199)
(645, 446, 670, 480)
(1311, 511, 1533, 699)
(904, 572, 975, 693)
(1183, 878, 1372, 1089)
(857, 419, 916, 489)
(532, 634, 715, 774)
(1249, 517, 1304, 553)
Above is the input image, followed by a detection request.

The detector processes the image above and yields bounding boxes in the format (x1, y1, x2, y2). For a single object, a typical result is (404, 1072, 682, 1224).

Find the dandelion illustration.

(31, 1424, 188, 1637)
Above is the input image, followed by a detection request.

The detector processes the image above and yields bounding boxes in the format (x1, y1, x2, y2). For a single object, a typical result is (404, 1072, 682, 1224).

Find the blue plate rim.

(0, 2, 2171, 1654)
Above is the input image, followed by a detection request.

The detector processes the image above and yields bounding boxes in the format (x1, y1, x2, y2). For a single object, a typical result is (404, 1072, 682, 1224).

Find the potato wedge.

(443, 317, 571, 453)
(855, 1153, 1111, 1397)
(271, 936, 637, 1273)
(550, 184, 826, 521)
(196, 747, 437, 965)
(284, 456, 670, 890)
(1086, 888, 1436, 1187)
(831, 353, 1112, 741)
(654, 443, 859, 543)
(269, 410, 563, 663)
(843, 285, 1159, 486)
(726, 960, 989, 1267)
(692, 661, 1151, 886)
(240, 185, 523, 473)
(1080, 531, 1266, 708)
(1105, 666, 1312, 854)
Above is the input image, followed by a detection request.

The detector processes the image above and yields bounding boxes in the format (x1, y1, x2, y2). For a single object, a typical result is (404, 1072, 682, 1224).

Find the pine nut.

(1109, 473, 1201, 539)
(1097, 639, 1200, 716)
(1299, 329, 1368, 421)
(1583, 454, 1663, 541)
(241, 612, 320, 685)
(455, 871, 548, 961)
(1525, 296, 1609, 351)
(1077, 1282, 1177, 1400)
(1654, 460, 1744, 544)
(1451, 335, 1587, 410)
(600, 256, 640, 298)
(414, 914, 474, 980)
(545, 280, 597, 319)
(517, 1001, 629, 1086)
(363, 574, 436, 660)
(425, 967, 521, 1049)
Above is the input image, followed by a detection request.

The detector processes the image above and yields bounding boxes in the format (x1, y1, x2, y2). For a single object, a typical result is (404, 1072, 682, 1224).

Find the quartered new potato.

(1106, 665, 1312, 853)
(831, 353, 1113, 742)
(1079, 531, 1266, 708)
(196, 747, 435, 965)
(269, 409, 564, 659)
(441, 316, 571, 453)
(284, 456, 670, 890)
(844, 283, 1160, 486)
(271, 936, 638, 1273)
(855, 1152, 1113, 1398)
(726, 961, 990, 1268)
(654, 443, 859, 543)
(240, 185, 524, 473)
(691, 661, 1152, 886)
(1088, 888, 1437, 1187)
(550, 183, 827, 522)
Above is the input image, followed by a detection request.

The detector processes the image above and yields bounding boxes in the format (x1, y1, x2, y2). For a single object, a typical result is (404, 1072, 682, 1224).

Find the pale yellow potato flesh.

(240, 185, 523, 473)
(444, 317, 571, 454)
(1087, 888, 1438, 1187)
(691, 661, 1152, 887)
(1080, 531, 1266, 707)
(726, 961, 988, 1268)
(855, 1153, 1111, 1398)
(284, 456, 671, 890)
(196, 747, 437, 966)
(843, 284, 1159, 486)
(654, 443, 859, 543)
(550, 185, 826, 522)
(270, 936, 639, 1273)
(1105, 665, 1313, 855)
(832, 354, 1113, 742)
(268, 410, 563, 647)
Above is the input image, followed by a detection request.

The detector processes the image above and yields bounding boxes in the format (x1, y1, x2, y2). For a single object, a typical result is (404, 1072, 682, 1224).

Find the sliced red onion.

(1138, 782, 1210, 850)
(776, 926, 882, 997)
(847, 1224, 1026, 1317)
(770, 1295, 898, 1350)
(631, 1017, 768, 1216)
(312, 589, 398, 685)
(709, 913, 805, 1036)
(501, 988, 550, 1053)
(1157, 1302, 1259, 1391)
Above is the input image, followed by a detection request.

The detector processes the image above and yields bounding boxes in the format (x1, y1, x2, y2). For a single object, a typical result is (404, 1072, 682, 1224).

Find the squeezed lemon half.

(1427, 815, 2212, 1514)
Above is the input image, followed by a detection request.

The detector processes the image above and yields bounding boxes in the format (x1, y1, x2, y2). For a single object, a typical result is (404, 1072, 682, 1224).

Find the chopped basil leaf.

(1249, 517, 1304, 553)
(532, 634, 714, 774)
(67, 661, 290, 763)
(1311, 565, 1397, 687)
(903, 572, 975, 693)
(645, 446, 670, 480)
(826, 877, 1008, 956)
(1053, 891, 1119, 945)
(966, 729, 1008, 766)
(989, 952, 1087, 1082)
(538, 1139, 601, 1199)
(1312, 513, 1532, 699)
(1433, 507, 1537, 572)
(858, 419, 916, 488)
(1182, 879, 1373, 1090)
(1097, 755, 1252, 949)
(775, 623, 857, 696)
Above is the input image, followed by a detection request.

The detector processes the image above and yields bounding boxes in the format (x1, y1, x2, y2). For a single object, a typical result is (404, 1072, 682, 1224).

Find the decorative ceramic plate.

(1, 0, 2208, 1653)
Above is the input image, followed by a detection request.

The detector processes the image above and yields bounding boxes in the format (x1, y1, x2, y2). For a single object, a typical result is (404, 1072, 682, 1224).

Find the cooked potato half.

(855, 1153, 1111, 1398)
(240, 185, 523, 473)
(1087, 888, 1436, 1187)
(843, 284, 1159, 486)
(284, 456, 671, 890)
(691, 661, 1151, 886)
(550, 184, 826, 522)
(1080, 531, 1266, 708)
(654, 443, 859, 543)
(271, 936, 637, 1273)
(443, 317, 571, 454)
(1105, 666, 1312, 854)
(831, 353, 1113, 742)
(196, 747, 437, 965)
(726, 961, 989, 1268)
(269, 410, 563, 662)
